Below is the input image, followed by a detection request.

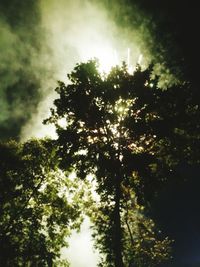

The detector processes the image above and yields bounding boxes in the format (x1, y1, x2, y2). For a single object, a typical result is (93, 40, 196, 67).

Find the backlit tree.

(46, 59, 197, 267)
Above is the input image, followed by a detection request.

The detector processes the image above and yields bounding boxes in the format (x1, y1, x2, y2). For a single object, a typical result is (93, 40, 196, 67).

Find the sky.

(0, 0, 199, 266)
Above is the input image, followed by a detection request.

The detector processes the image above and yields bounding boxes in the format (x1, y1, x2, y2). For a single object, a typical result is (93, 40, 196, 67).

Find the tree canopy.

(1, 58, 198, 267)
(0, 139, 87, 266)
(45, 59, 199, 266)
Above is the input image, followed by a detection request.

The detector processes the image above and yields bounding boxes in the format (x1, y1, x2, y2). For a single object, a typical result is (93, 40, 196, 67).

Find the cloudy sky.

(0, 0, 145, 142)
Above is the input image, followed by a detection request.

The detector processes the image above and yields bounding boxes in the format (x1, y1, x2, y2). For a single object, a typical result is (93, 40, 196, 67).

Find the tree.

(0, 139, 86, 266)
(89, 185, 172, 267)
(46, 59, 197, 267)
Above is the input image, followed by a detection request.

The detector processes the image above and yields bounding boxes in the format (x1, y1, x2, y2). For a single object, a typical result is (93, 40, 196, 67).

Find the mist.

(21, 0, 146, 140)
(0, 0, 149, 141)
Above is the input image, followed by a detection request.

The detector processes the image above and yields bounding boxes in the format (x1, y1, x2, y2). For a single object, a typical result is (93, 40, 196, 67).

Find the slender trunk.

(113, 174, 124, 267)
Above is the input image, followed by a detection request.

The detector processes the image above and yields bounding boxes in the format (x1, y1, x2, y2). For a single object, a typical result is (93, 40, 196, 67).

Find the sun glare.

(27, 48, 143, 142)
(82, 44, 142, 74)
(83, 45, 119, 74)
(97, 48, 119, 74)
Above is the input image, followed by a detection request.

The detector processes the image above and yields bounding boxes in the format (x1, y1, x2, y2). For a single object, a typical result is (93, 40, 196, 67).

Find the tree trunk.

(113, 174, 124, 267)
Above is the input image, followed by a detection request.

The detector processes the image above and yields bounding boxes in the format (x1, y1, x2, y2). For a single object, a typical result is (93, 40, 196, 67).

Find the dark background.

(134, 1, 200, 266)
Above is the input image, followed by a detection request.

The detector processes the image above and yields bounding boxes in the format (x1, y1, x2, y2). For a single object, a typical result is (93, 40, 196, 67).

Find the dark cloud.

(0, 0, 42, 140)
(129, 0, 199, 83)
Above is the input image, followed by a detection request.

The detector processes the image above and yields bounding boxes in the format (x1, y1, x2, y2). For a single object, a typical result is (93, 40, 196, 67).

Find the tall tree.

(0, 139, 86, 266)
(46, 60, 197, 266)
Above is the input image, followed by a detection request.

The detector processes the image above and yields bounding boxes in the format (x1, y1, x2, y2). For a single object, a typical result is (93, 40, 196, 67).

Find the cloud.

(0, 1, 42, 139)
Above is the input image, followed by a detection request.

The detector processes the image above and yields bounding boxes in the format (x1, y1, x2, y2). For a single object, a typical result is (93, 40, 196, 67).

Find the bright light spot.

(97, 49, 118, 74)
(75, 149, 88, 155)
(83, 45, 119, 74)
(114, 98, 134, 118)
(150, 83, 154, 88)
(86, 173, 95, 181)
(57, 117, 67, 128)
(117, 106, 124, 113)
(61, 217, 100, 267)
(82, 45, 140, 75)
(128, 143, 144, 153)
(69, 171, 76, 180)
(29, 124, 58, 140)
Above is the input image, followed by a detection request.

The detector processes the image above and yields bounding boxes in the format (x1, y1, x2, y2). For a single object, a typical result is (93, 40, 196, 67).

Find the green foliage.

(121, 189, 172, 267)
(46, 59, 198, 267)
(0, 139, 86, 266)
(89, 191, 172, 267)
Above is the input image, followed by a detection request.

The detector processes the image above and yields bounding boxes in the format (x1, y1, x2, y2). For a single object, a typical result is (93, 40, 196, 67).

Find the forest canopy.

(0, 55, 199, 266)
(45, 60, 198, 266)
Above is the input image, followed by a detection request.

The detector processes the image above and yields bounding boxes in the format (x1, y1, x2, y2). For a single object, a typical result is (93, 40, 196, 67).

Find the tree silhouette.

(0, 139, 86, 266)
(46, 59, 198, 267)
